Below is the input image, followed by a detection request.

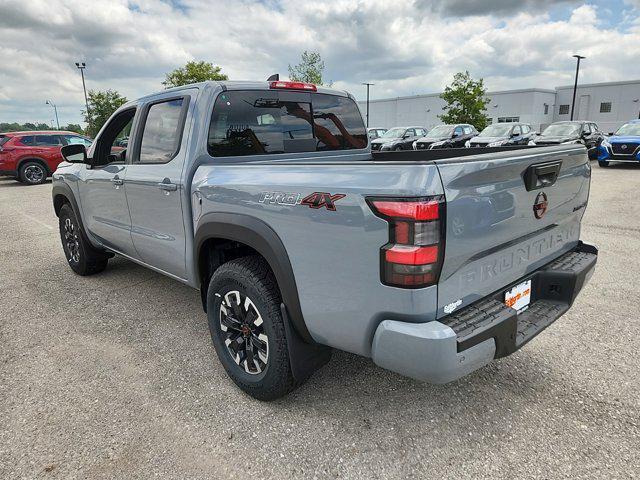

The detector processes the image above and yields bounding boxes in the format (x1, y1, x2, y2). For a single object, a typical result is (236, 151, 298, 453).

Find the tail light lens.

(368, 196, 445, 288)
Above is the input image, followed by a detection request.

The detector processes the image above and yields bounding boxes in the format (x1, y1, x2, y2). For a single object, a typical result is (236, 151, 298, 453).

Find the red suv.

(0, 131, 92, 185)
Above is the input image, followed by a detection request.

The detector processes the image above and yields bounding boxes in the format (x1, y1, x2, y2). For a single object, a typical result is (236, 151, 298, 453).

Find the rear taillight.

(269, 80, 317, 92)
(368, 196, 445, 288)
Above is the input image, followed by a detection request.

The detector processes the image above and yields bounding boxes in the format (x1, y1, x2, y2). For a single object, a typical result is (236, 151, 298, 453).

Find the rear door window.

(137, 98, 186, 164)
(0, 135, 9, 146)
(208, 90, 367, 157)
(35, 135, 63, 146)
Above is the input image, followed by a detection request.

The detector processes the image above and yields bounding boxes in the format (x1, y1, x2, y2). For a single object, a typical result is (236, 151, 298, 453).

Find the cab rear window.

(208, 91, 367, 157)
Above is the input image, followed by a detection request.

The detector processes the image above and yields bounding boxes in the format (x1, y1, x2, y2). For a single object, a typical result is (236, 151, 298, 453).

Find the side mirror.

(61, 144, 88, 164)
(608, 132, 615, 136)
(511, 132, 519, 138)
(452, 132, 460, 138)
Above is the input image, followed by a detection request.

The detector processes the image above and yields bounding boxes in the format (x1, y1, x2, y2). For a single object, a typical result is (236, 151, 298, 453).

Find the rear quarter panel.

(192, 160, 443, 356)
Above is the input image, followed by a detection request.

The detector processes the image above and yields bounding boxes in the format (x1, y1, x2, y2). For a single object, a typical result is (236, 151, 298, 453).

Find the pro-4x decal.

(300, 192, 346, 211)
(258, 191, 346, 211)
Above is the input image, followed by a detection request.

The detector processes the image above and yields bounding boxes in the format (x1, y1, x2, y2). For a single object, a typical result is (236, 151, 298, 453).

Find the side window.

(453, 126, 463, 137)
(93, 108, 136, 166)
(35, 135, 62, 146)
(406, 129, 415, 137)
(512, 125, 522, 136)
(591, 123, 599, 132)
(522, 125, 531, 134)
(65, 135, 92, 147)
(582, 123, 591, 134)
(20, 136, 35, 146)
(137, 98, 186, 164)
(463, 126, 472, 135)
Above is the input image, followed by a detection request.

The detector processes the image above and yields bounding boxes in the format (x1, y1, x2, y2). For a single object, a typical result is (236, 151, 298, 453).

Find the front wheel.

(58, 204, 109, 275)
(206, 256, 299, 401)
(598, 160, 610, 168)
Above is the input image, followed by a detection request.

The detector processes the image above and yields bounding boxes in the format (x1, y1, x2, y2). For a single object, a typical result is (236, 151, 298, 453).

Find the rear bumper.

(371, 241, 597, 384)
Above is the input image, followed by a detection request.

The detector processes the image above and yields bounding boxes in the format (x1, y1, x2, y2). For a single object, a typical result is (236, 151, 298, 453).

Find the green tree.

(439, 71, 490, 130)
(162, 60, 228, 88)
(84, 89, 128, 137)
(288, 50, 325, 85)
(63, 123, 84, 134)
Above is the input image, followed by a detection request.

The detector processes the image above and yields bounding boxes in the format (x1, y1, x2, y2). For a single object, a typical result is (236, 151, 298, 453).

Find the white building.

(359, 79, 640, 134)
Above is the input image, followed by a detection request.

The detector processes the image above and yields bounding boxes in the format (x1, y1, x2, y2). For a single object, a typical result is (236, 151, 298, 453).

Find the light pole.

(362, 82, 374, 128)
(45, 100, 60, 130)
(570, 54, 585, 121)
(75, 62, 90, 129)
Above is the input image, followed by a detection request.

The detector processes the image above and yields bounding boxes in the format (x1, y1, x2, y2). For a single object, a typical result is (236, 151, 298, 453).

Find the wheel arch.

(17, 156, 52, 175)
(51, 183, 93, 248)
(194, 212, 314, 343)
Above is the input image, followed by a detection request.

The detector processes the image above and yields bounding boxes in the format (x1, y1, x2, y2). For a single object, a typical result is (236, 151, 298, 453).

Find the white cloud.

(0, 0, 639, 125)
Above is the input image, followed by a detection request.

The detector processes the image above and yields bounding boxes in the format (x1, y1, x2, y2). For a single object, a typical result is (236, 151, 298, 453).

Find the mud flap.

(281, 303, 332, 382)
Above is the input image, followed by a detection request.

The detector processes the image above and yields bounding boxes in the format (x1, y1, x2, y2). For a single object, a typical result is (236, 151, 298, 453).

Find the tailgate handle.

(523, 161, 562, 191)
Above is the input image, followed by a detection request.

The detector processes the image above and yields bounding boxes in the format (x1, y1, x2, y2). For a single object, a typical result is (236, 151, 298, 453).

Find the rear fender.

(194, 212, 314, 344)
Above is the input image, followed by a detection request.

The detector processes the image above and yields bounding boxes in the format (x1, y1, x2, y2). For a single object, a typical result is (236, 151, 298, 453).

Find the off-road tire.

(58, 204, 109, 275)
(18, 161, 48, 185)
(206, 256, 298, 401)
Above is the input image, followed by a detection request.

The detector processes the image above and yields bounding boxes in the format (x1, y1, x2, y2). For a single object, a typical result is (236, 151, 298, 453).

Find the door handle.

(158, 182, 177, 192)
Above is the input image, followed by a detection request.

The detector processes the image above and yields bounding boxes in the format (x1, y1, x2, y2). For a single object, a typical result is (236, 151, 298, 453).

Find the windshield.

(479, 124, 512, 137)
(381, 127, 405, 138)
(542, 123, 580, 137)
(614, 123, 640, 136)
(425, 125, 453, 138)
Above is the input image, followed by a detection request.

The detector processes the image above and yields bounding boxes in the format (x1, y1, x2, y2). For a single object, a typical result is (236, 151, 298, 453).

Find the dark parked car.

(597, 119, 640, 167)
(467, 123, 534, 147)
(367, 128, 387, 140)
(370, 126, 427, 151)
(0, 131, 92, 185)
(529, 121, 603, 159)
(414, 124, 477, 150)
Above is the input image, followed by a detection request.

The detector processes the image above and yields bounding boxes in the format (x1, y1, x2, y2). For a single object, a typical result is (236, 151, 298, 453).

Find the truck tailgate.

(434, 145, 591, 318)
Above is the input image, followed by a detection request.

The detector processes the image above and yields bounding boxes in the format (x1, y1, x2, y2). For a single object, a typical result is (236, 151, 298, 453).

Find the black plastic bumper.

(440, 241, 598, 358)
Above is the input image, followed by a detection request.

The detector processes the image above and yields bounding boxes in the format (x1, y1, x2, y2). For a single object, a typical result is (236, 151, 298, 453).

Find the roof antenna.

(267, 74, 279, 81)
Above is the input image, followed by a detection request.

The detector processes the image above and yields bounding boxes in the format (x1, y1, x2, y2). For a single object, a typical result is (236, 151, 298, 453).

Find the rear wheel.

(206, 256, 298, 401)
(393, 145, 402, 151)
(18, 161, 48, 185)
(58, 204, 109, 275)
(598, 160, 610, 168)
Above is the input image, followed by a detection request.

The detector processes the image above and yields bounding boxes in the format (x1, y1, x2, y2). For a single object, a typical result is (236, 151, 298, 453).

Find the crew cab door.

(124, 91, 194, 280)
(77, 108, 139, 258)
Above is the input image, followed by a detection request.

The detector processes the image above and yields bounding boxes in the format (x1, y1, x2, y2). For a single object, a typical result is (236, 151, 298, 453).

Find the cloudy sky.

(1, 0, 639, 126)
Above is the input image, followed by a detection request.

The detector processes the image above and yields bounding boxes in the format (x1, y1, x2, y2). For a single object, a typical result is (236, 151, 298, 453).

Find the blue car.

(598, 120, 640, 167)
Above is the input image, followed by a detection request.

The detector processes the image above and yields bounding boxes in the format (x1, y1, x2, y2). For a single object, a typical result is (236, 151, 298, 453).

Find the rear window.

(0, 135, 9, 146)
(208, 90, 367, 157)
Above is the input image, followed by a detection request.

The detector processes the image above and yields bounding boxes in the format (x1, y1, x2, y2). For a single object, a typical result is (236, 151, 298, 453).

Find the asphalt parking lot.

(1, 164, 639, 479)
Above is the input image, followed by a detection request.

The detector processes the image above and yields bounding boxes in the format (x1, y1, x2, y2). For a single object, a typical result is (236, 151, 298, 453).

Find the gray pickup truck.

(52, 80, 597, 400)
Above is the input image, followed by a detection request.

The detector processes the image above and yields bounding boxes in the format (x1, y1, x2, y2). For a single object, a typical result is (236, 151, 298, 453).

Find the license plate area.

(504, 279, 532, 312)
